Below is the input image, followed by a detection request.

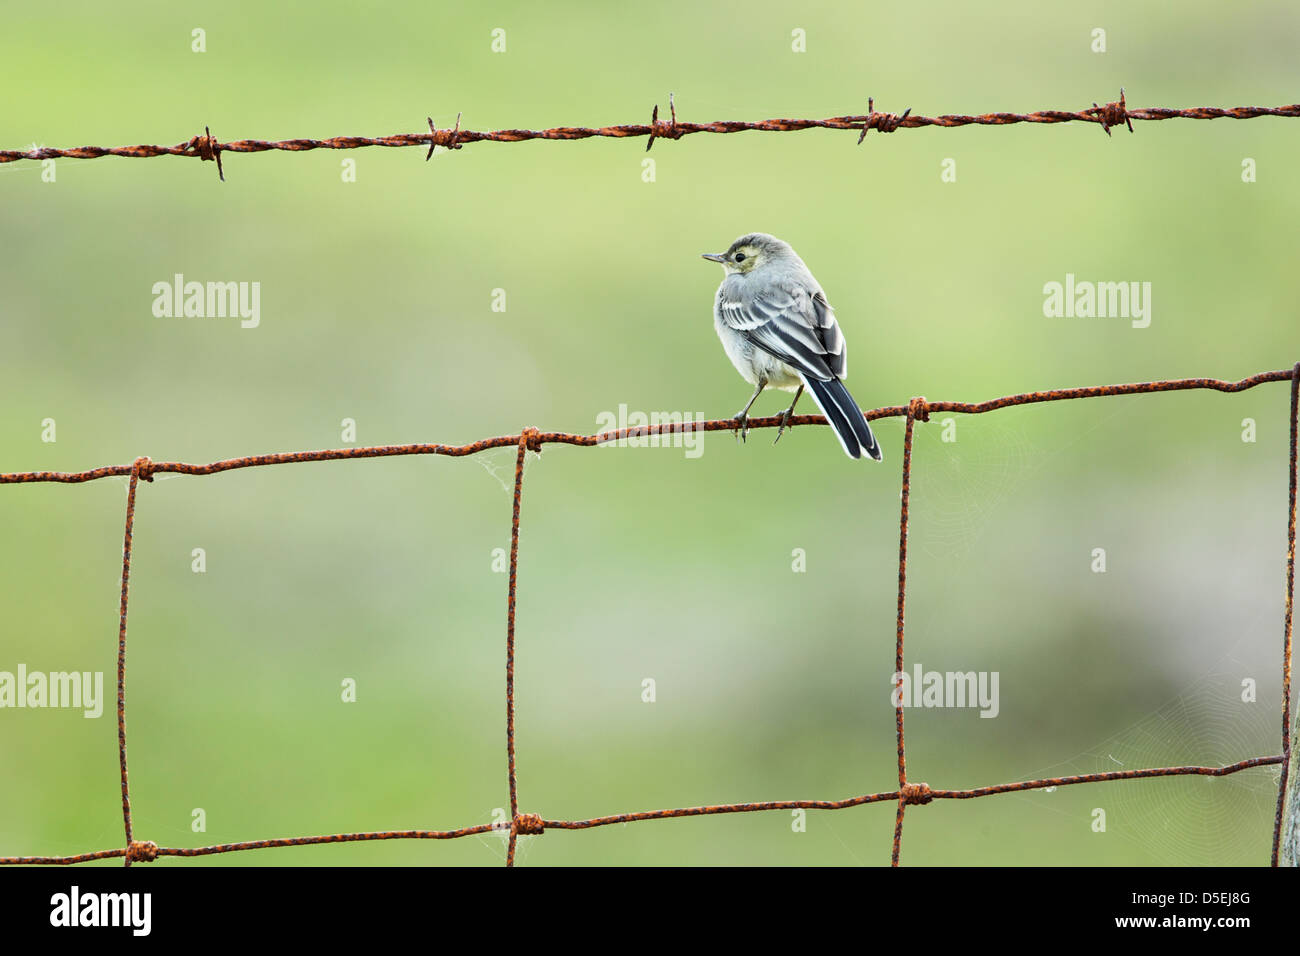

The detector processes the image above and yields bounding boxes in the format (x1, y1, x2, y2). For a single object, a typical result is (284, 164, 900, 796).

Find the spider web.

(906, 413, 1038, 560)
(1012, 652, 1280, 865)
(900, 403, 1280, 864)
(471, 443, 541, 495)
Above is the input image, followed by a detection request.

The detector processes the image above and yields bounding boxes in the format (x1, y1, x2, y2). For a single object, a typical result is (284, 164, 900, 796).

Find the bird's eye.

(734, 253, 746, 262)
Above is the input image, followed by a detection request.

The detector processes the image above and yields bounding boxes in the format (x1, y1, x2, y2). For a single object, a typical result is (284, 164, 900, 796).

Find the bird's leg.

(733, 381, 765, 443)
(773, 384, 804, 445)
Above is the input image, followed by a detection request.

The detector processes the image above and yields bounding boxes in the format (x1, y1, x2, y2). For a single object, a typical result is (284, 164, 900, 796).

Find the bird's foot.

(774, 385, 804, 446)
(774, 406, 796, 445)
(731, 412, 750, 443)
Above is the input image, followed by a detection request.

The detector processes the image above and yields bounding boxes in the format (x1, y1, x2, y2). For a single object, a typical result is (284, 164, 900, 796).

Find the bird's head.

(701, 233, 794, 276)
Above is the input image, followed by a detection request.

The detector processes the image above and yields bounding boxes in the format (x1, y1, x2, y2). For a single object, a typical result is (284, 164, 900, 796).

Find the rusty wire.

(115, 458, 142, 866)
(892, 397, 925, 865)
(1273, 368, 1299, 865)
(3, 90, 1299, 180)
(0, 366, 1295, 867)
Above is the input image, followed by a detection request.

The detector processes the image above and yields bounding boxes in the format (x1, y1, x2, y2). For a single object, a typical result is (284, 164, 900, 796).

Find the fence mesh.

(1, 367, 1295, 867)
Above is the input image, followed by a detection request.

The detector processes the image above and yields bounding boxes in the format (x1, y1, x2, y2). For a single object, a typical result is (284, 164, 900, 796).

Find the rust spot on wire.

(514, 813, 544, 836)
(901, 782, 933, 806)
(126, 841, 158, 863)
(5, 92, 1300, 173)
(0, 368, 1295, 866)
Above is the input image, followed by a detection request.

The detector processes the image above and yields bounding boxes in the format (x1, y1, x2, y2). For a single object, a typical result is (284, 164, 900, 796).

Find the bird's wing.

(717, 281, 846, 382)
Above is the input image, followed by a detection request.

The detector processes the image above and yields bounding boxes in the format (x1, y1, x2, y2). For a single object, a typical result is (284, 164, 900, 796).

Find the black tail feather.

(804, 377, 883, 462)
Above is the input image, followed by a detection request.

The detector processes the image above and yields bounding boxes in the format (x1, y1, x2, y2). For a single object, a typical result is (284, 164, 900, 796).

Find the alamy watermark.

(595, 405, 705, 458)
(0, 665, 104, 717)
(891, 664, 1000, 718)
(152, 274, 260, 328)
(1042, 273, 1151, 328)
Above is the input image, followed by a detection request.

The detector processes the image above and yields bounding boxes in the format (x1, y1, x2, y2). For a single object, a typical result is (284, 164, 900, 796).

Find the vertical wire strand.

(117, 457, 147, 866)
(1271, 363, 1299, 865)
(505, 431, 534, 866)
(891, 403, 922, 865)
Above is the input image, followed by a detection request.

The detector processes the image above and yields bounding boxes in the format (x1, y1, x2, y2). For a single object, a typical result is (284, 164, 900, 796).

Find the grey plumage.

(805, 377, 881, 460)
(702, 233, 882, 461)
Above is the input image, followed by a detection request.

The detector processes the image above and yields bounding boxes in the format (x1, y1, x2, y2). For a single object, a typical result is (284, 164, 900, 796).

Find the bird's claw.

(732, 413, 750, 443)
(774, 410, 793, 445)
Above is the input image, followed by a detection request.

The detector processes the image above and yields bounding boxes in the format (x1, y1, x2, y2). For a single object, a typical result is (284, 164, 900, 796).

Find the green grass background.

(1, 1, 1296, 865)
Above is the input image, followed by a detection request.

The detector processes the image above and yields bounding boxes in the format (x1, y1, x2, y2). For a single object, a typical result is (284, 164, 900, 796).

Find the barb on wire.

(645, 92, 681, 152)
(187, 125, 224, 180)
(426, 112, 462, 160)
(1091, 87, 1134, 136)
(0, 366, 1295, 866)
(858, 96, 912, 144)
(4, 90, 1300, 178)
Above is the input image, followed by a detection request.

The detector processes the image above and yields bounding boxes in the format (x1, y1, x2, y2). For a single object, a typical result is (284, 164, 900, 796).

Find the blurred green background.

(2, 1, 1297, 866)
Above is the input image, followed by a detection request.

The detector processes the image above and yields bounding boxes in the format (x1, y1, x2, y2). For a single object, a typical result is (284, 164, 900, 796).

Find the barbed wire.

(3, 90, 1299, 181)
(1, 366, 1294, 867)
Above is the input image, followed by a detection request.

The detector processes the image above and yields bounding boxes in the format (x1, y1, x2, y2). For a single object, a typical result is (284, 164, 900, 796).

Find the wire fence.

(0, 366, 1295, 867)
(3, 90, 1300, 180)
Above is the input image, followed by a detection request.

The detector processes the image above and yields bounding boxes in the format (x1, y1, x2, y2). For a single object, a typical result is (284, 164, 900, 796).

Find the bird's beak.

(700, 253, 727, 263)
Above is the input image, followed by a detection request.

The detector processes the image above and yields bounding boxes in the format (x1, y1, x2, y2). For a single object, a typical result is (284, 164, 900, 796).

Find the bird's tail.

(803, 376, 883, 461)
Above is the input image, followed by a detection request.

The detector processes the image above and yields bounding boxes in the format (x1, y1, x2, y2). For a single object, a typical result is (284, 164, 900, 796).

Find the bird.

(701, 232, 883, 461)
